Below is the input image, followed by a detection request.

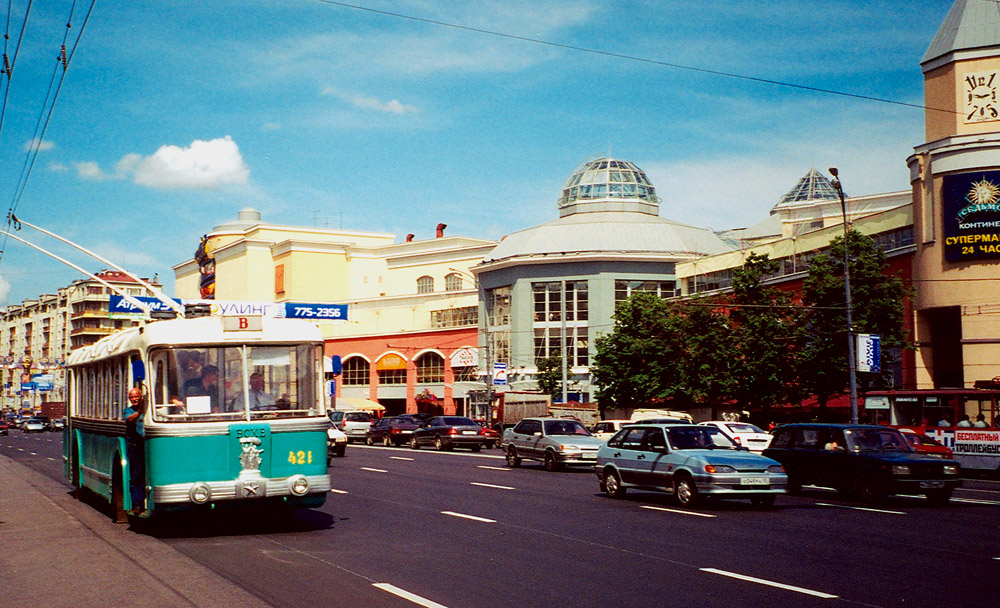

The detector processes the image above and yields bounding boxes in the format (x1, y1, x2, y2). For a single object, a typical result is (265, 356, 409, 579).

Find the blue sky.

(0, 0, 957, 305)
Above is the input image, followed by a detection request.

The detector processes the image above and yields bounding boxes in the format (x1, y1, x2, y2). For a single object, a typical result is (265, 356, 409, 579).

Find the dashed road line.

(330, 489, 349, 494)
(373, 583, 449, 608)
(640, 505, 717, 518)
(476, 465, 510, 471)
(389, 456, 414, 461)
(360, 467, 388, 473)
(470, 482, 515, 490)
(441, 511, 495, 523)
(815, 502, 906, 515)
(700, 568, 838, 599)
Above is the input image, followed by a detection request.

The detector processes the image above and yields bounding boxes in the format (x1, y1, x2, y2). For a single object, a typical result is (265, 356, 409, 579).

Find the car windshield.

(544, 420, 592, 436)
(442, 417, 476, 426)
(847, 428, 912, 452)
(668, 426, 737, 450)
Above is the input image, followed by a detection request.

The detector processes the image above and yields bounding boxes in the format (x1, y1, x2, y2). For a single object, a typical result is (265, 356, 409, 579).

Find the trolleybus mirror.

(132, 359, 146, 382)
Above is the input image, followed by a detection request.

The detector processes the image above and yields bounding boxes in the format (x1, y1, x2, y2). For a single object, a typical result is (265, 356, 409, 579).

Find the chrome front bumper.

(152, 473, 331, 504)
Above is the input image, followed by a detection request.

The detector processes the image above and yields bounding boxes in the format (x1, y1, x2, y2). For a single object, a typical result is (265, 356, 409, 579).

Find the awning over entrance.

(334, 397, 386, 413)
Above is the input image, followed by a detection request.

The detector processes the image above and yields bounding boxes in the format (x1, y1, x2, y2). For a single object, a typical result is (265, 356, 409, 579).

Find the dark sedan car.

(366, 415, 422, 447)
(409, 416, 488, 452)
(763, 423, 961, 505)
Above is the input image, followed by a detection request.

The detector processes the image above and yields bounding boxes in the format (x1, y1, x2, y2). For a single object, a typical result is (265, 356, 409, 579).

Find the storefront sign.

(450, 348, 478, 368)
(375, 354, 407, 371)
(943, 170, 1000, 261)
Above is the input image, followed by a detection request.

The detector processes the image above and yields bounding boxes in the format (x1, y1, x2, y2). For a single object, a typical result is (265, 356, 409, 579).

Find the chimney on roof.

(406, 234, 415, 242)
(436, 223, 447, 238)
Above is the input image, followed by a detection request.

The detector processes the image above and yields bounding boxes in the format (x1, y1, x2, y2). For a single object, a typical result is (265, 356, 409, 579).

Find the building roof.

(483, 157, 734, 264)
(922, 0, 1000, 66)
(773, 168, 841, 208)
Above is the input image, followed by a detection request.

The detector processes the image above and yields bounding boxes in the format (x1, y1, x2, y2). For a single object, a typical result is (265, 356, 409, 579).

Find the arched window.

(445, 273, 463, 291)
(417, 276, 434, 294)
(416, 352, 444, 383)
(341, 357, 370, 386)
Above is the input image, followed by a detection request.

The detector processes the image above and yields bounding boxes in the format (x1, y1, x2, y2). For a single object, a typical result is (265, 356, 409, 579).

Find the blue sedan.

(596, 423, 787, 508)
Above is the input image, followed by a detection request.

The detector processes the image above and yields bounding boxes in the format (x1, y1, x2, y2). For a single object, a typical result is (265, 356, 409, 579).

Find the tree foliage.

(535, 355, 563, 398)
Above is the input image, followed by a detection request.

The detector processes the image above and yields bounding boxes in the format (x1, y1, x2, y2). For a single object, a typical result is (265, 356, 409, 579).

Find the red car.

(474, 419, 501, 448)
(900, 429, 953, 459)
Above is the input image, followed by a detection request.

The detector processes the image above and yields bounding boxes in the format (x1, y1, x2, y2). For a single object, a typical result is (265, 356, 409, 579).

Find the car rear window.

(346, 413, 372, 422)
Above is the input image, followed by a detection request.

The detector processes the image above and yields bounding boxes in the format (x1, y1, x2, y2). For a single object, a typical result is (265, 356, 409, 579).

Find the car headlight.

(327, 429, 336, 439)
(891, 465, 911, 475)
(943, 465, 959, 475)
(559, 445, 581, 452)
(767, 465, 785, 474)
(704, 464, 736, 474)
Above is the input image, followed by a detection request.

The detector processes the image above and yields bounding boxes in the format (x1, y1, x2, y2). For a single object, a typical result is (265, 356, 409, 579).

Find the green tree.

(801, 230, 911, 409)
(535, 355, 563, 398)
(674, 297, 735, 410)
(592, 293, 687, 409)
(727, 253, 804, 414)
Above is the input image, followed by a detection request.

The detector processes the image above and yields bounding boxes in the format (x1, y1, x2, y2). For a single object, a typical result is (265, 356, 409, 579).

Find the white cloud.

(24, 138, 55, 152)
(321, 87, 419, 114)
(260, 122, 282, 132)
(47, 162, 69, 173)
(74, 161, 113, 181)
(0, 273, 9, 303)
(116, 136, 250, 190)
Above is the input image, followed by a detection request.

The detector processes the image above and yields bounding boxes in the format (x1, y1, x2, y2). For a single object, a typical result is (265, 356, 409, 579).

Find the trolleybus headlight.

(891, 465, 911, 476)
(943, 465, 959, 475)
(189, 482, 212, 504)
(289, 475, 310, 496)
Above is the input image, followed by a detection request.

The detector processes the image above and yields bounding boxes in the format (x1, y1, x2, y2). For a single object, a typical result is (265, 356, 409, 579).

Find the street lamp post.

(829, 167, 859, 424)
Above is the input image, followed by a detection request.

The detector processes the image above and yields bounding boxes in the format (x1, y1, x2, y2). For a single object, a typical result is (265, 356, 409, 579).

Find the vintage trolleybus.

(64, 312, 331, 521)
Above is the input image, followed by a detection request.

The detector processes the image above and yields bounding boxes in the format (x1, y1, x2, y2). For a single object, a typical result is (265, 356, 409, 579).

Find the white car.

(699, 421, 772, 452)
(591, 420, 632, 441)
(326, 425, 348, 461)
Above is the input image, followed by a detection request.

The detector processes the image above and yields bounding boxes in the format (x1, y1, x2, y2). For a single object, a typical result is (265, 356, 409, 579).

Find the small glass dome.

(557, 158, 660, 215)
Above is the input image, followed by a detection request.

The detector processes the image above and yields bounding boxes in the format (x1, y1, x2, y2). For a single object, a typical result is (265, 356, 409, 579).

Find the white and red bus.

(863, 389, 1000, 472)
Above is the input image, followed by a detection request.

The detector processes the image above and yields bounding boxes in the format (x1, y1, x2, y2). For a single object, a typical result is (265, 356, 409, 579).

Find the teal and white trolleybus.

(64, 311, 331, 521)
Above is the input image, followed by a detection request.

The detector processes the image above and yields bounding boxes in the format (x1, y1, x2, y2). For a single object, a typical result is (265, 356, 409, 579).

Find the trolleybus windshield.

(149, 344, 323, 422)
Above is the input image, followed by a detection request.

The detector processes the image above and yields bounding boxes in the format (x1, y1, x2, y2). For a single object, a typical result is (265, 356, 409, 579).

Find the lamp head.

(828, 167, 839, 177)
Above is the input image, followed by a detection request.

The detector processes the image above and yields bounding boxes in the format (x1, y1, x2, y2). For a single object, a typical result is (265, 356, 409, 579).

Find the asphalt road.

(3, 430, 999, 608)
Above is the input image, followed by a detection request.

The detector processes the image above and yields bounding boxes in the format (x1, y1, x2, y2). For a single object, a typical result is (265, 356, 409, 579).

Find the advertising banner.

(942, 170, 1000, 261)
(856, 334, 881, 373)
(953, 429, 1000, 456)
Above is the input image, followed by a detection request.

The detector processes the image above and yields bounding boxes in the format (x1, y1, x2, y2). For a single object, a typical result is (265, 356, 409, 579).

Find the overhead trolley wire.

(313, 0, 960, 118)
(0, 0, 95, 267)
(0, 0, 33, 140)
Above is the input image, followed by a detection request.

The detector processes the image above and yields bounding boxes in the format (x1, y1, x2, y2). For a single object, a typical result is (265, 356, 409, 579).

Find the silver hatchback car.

(596, 423, 787, 508)
(502, 417, 605, 471)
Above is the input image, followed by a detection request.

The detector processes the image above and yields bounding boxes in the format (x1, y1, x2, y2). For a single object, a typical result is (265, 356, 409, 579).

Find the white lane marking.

(360, 467, 388, 473)
(390, 456, 414, 461)
(470, 482, 515, 490)
(700, 568, 838, 599)
(47, 457, 56, 461)
(895, 493, 1000, 505)
(441, 511, 496, 523)
(957, 487, 1000, 495)
(477, 465, 510, 471)
(330, 489, 349, 494)
(815, 503, 906, 515)
(373, 583, 449, 608)
(641, 505, 717, 518)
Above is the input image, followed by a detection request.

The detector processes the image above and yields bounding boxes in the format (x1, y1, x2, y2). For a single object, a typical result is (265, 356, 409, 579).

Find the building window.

(431, 306, 478, 328)
(416, 352, 444, 383)
(275, 264, 285, 295)
(342, 357, 370, 386)
(417, 276, 434, 294)
(486, 286, 511, 326)
(614, 280, 676, 307)
(533, 281, 588, 322)
(453, 366, 479, 382)
(377, 369, 407, 385)
(445, 273, 464, 291)
(534, 327, 589, 367)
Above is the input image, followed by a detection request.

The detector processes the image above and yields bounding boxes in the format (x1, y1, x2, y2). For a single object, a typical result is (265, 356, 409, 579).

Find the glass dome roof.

(557, 158, 660, 216)
(777, 168, 842, 205)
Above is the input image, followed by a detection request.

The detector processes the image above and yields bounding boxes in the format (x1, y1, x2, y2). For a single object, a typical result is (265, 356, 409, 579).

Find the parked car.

(591, 420, 632, 441)
(502, 417, 605, 471)
(699, 421, 772, 452)
(22, 418, 47, 433)
(409, 416, 488, 451)
(326, 425, 348, 461)
(596, 423, 787, 508)
(329, 410, 374, 443)
(367, 415, 421, 447)
(47, 418, 65, 432)
(0, 419, 8, 435)
(763, 423, 961, 505)
(899, 428, 953, 459)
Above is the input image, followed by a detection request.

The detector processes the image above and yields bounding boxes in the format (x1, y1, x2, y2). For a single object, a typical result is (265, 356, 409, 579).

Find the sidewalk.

(0, 454, 272, 608)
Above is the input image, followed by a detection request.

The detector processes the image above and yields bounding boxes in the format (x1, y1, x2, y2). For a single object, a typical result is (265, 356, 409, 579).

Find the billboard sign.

(942, 170, 1000, 261)
(856, 334, 881, 373)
